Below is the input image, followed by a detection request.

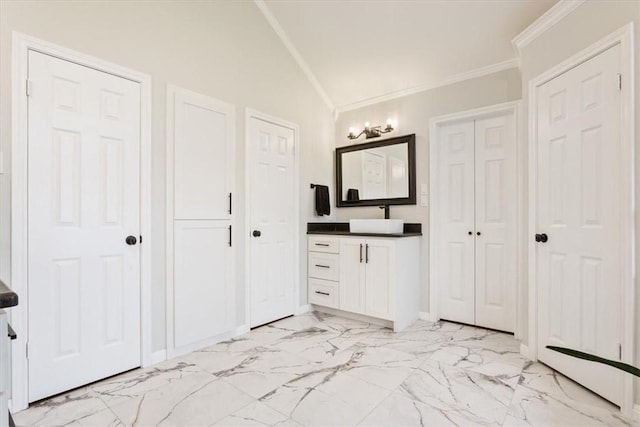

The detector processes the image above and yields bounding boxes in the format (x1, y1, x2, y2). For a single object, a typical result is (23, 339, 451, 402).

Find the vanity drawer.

(308, 278, 339, 309)
(308, 253, 339, 281)
(308, 236, 340, 254)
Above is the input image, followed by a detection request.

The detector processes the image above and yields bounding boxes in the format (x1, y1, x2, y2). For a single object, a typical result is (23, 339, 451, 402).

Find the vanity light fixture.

(347, 120, 394, 140)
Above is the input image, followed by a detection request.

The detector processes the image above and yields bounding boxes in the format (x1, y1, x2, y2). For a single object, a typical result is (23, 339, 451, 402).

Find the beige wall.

(334, 68, 522, 311)
(0, 0, 336, 352)
(518, 0, 640, 405)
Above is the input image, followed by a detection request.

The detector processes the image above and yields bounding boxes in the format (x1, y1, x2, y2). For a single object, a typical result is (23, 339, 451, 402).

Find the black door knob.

(535, 233, 549, 243)
(476, 231, 481, 236)
(125, 235, 137, 245)
(468, 231, 472, 235)
(252, 230, 261, 237)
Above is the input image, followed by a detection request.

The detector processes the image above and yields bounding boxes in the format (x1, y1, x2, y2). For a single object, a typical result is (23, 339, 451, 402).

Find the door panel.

(28, 51, 141, 401)
(248, 118, 296, 327)
(365, 240, 394, 320)
(174, 221, 233, 348)
(174, 93, 232, 220)
(436, 121, 475, 324)
(536, 44, 622, 405)
(474, 114, 517, 332)
(339, 239, 366, 314)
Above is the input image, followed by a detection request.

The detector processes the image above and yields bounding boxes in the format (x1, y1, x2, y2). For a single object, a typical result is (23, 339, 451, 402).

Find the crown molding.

(254, 0, 335, 112)
(512, 0, 586, 54)
(335, 58, 520, 114)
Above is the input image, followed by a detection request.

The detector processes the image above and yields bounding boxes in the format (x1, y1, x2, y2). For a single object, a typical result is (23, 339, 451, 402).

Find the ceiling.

(260, 0, 557, 111)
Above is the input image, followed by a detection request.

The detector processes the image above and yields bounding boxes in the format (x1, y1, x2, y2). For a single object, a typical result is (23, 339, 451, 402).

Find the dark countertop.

(307, 222, 422, 238)
(0, 281, 18, 309)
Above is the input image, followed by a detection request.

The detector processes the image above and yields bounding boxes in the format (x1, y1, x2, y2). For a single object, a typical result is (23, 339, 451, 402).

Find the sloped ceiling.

(261, 0, 557, 111)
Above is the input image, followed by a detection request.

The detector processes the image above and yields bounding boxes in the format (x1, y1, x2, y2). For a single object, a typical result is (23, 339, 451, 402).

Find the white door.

(474, 114, 517, 332)
(168, 88, 235, 356)
(339, 239, 366, 314)
(28, 51, 141, 401)
(174, 222, 232, 349)
(536, 45, 623, 405)
(364, 239, 394, 321)
(248, 116, 296, 327)
(436, 121, 476, 325)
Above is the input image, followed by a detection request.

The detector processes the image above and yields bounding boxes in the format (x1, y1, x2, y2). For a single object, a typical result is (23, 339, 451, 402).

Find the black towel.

(314, 185, 331, 216)
(346, 188, 359, 201)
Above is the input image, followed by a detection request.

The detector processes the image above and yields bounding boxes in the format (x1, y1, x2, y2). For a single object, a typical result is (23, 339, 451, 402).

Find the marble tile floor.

(14, 312, 634, 427)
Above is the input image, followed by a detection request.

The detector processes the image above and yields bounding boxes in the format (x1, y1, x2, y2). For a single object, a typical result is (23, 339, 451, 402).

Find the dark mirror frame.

(336, 133, 416, 208)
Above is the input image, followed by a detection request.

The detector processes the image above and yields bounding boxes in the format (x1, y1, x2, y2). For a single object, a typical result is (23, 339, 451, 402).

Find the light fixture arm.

(348, 122, 394, 140)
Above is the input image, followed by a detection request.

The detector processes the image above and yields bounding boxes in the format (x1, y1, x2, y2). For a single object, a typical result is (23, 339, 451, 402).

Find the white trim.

(519, 344, 530, 359)
(336, 59, 520, 114)
(150, 350, 167, 366)
(418, 311, 437, 322)
(428, 100, 522, 335)
(245, 109, 301, 328)
(511, 0, 586, 54)
(527, 23, 635, 416)
(633, 404, 640, 422)
(10, 32, 153, 411)
(313, 306, 393, 329)
(295, 304, 313, 315)
(253, 0, 334, 112)
(165, 85, 237, 360)
(235, 325, 251, 336)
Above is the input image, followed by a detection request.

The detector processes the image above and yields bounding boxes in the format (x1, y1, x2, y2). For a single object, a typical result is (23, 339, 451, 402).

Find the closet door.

(436, 121, 476, 325)
(167, 87, 235, 357)
(474, 114, 517, 332)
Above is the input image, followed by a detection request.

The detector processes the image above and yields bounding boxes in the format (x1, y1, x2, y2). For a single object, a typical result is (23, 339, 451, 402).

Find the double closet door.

(435, 112, 516, 332)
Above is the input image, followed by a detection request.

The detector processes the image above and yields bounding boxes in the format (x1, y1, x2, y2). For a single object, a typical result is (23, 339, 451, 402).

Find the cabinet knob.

(125, 235, 137, 245)
(252, 230, 261, 237)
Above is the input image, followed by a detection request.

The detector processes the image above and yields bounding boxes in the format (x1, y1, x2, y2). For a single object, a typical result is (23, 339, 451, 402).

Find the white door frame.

(428, 100, 523, 337)
(10, 32, 153, 411)
(245, 109, 300, 327)
(527, 23, 635, 415)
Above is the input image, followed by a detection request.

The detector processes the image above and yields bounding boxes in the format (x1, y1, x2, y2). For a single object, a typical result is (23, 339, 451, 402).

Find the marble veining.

(14, 312, 633, 426)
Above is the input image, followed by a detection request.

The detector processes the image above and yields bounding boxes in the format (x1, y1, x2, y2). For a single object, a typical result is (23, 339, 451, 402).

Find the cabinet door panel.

(365, 240, 394, 320)
(339, 239, 366, 314)
(174, 221, 233, 348)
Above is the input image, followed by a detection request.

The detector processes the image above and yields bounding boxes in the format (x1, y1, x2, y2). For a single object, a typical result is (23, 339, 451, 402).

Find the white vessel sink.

(349, 219, 404, 234)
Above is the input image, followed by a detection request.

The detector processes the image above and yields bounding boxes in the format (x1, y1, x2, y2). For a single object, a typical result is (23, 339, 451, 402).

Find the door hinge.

(617, 73, 622, 91)
(139, 235, 143, 244)
(26, 80, 32, 97)
(228, 225, 232, 247)
(228, 193, 232, 215)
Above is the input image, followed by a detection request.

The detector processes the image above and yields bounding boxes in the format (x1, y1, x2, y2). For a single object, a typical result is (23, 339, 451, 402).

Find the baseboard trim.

(150, 349, 167, 365)
(419, 312, 437, 322)
(633, 404, 640, 421)
(295, 304, 312, 315)
(520, 343, 530, 359)
(235, 324, 250, 335)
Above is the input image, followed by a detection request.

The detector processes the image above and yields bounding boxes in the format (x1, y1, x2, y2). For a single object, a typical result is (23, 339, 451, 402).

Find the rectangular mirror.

(336, 134, 416, 207)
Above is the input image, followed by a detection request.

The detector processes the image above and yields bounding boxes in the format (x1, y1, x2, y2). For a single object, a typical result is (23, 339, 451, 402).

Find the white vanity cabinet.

(308, 234, 420, 332)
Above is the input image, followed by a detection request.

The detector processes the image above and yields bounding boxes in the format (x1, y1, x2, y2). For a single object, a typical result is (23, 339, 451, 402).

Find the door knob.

(476, 231, 481, 236)
(468, 231, 472, 235)
(535, 233, 548, 243)
(125, 235, 137, 245)
(252, 230, 261, 237)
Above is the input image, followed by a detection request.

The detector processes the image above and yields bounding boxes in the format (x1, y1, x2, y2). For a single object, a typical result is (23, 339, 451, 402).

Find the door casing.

(10, 32, 153, 411)
(244, 109, 300, 327)
(527, 23, 635, 416)
(428, 101, 523, 338)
